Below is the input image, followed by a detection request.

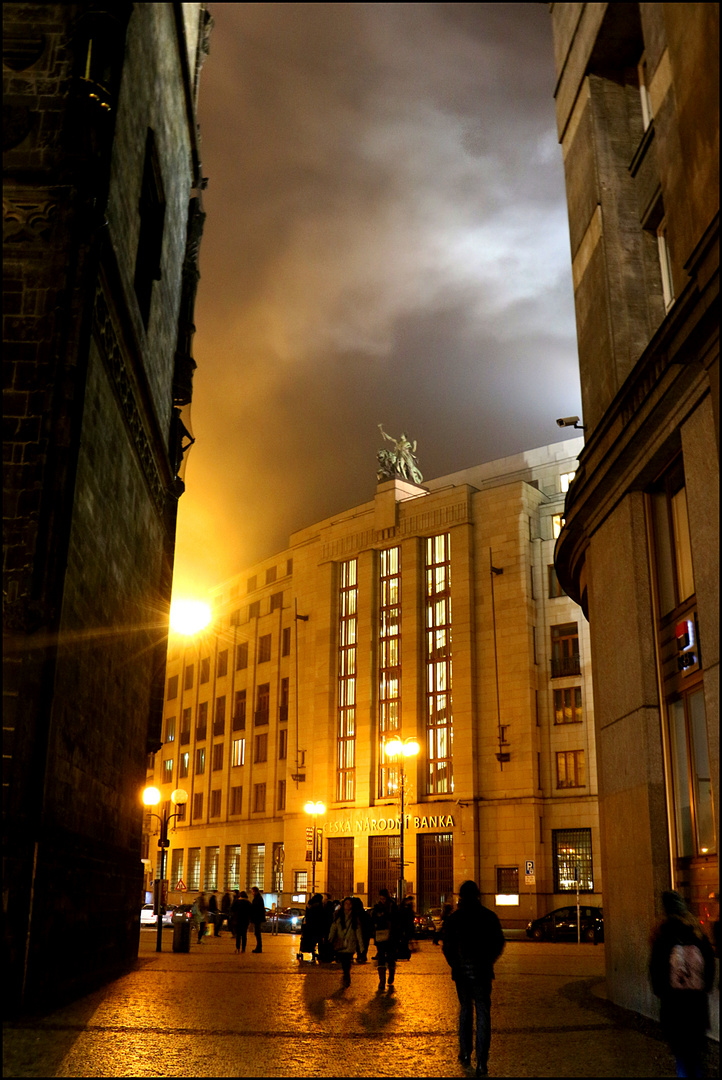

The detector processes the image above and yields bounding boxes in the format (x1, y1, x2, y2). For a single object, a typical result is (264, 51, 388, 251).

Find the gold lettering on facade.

(324, 814, 454, 834)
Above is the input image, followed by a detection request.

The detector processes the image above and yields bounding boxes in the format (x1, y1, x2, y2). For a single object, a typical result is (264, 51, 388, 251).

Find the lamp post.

(142, 786, 188, 952)
(304, 800, 326, 896)
(384, 737, 419, 900)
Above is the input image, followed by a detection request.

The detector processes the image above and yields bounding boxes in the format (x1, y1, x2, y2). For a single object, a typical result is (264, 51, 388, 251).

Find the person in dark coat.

(649, 890, 716, 1078)
(219, 889, 232, 936)
(230, 890, 252, 954)
(250, 886, 266, 953)
(208, 890, 219, 935)
(398, 895, 415, 960)
(371, 888, 400, 991)
(351, 896, 371, 962)
(300, 893, 325, 961)
(442, 880, 505, 1077)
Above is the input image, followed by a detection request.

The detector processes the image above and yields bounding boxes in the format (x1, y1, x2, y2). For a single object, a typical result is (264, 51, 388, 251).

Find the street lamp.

(142, 786, 188, 952)
(384, 737, 419, 900)
(304, 800, 326, 896)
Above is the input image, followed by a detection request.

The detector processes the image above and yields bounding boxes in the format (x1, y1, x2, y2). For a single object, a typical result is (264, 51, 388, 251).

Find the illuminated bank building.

(144, 439, 601, 922)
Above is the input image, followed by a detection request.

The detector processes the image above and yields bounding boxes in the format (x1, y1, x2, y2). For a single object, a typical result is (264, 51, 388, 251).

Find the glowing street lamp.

(304, 800, 326, 896)
(169, 599, 211, 636)
(384, 737, 419, 900)
(142, 786, 188, 952)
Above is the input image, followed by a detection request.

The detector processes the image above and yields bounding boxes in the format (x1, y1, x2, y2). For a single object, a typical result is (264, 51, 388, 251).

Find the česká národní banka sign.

(324, 814, 455, 835)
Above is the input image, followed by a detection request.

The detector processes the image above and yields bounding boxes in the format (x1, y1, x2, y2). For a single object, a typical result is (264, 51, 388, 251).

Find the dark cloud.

(173, 2, 580, 595)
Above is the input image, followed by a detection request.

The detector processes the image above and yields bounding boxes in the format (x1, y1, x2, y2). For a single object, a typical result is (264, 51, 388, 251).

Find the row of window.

(165, 679, 290, 743)
(168, 842, 280, 894)
(160, 826, 593, 898)
(163, 727, 288, 778)
(167, 631, 292, 700)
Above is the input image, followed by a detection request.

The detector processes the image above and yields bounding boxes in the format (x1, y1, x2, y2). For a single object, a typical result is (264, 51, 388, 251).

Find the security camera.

(556, 416, 582, 429)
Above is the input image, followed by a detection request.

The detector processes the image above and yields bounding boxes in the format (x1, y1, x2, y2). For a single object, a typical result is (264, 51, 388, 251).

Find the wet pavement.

(3, 930, 719, 1077)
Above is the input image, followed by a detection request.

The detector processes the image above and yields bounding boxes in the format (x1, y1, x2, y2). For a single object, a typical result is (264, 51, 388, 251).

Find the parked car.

(140, 904, 175, 927)
(276, 906, 305, 934)
(526, 905, 603, 943)
(171, 903, 194, 925)
(412, 912, 434, 938)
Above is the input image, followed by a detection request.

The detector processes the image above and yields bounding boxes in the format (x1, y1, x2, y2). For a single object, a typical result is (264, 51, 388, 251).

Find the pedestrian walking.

(191, 891, 208, 944)
(208, 890, 219, 936)
(649, 890, 715, 1078)
(219, 888, 232, 936)
(442, 880, 505, 1077)
(327, 896, 365, 988)
(434, 899, 454, 945)
(351, 896, 371, 962)
(371, 887, 400, 991)
(398, 894, 415, 960)
(230, 890, 252, 954)
(250, 886, 266, 952)
(299, 893, 325, 961)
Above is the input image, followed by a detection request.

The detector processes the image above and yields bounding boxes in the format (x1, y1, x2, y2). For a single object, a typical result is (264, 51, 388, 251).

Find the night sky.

(172, 2, 581, 599)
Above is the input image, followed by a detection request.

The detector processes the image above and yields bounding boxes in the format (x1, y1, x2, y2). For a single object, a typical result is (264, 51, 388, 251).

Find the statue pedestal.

(375, 478, 427, 532)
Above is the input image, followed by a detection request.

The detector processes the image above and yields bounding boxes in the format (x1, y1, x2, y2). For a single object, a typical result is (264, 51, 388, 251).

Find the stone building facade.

(3, 2, 210, 1010)
(145, 441, 602, 930)
(550, 3, 719, 1030)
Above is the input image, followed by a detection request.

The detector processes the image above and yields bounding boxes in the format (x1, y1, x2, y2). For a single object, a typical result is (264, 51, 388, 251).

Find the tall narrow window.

(170, 849, 184, 890)
(337, 559, 358, 802)
(205, 846, 219, 890)
(188, 848, 201, 891)
(378, 547, 401, 798)
(225, 845, 241, 890)
(134, 128, 166, 329)
(426, 534, 453, 794)
(233, 689, 246, 730)
(551, 624, 580, 678)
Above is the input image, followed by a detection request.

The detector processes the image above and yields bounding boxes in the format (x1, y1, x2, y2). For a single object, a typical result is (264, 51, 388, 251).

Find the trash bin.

(173, 918, 191, 952)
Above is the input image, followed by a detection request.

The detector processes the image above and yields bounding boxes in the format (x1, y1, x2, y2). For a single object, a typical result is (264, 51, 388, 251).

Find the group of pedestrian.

(190, 886, 266, 952)
(188, 878, 715, 1079)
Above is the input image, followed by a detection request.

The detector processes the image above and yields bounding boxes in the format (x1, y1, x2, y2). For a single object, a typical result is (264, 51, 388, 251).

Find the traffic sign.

(176, 878, 187, 891)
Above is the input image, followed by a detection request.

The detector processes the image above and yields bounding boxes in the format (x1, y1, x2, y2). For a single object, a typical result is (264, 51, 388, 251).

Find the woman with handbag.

(327, 897, 365, 988)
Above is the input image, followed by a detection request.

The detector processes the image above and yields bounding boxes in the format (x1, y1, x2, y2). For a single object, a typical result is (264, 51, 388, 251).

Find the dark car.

(276, 906, 305, 934)
(526, 905, 603, 943)
(412, 912, 434, 938)
(171, 903, 194, 924)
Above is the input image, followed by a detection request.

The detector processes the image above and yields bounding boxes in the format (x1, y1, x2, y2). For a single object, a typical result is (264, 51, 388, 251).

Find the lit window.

(232, 738, 245, 767)
(657, 219, 674, 310)
(165, 716, 176, 743)
(637, 53, 653, 131)
(378, 547, 402, 798)
(560, 472, 575, 493)
(552, 514, 564, 539)
(426, 534, 453, 795)
(553, 829, 593, 892)
(163, 758, 173, 781)
(556, 750, 586, 789)
(337, 559, 358, 801)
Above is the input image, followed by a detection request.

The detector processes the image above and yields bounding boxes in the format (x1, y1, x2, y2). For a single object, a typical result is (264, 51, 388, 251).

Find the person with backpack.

(442, 880, 505, 1077)
(649, 890, 715, 1078)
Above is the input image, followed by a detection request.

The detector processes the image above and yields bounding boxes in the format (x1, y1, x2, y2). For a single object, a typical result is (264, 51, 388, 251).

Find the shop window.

(668, 688, 716, 857)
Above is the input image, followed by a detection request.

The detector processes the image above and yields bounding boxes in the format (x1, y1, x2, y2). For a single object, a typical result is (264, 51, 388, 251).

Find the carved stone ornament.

(3, 197, 57, 243)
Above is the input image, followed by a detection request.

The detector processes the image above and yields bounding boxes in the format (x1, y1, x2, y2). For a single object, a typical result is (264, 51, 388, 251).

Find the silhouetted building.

(3, 2, 211, 1010)
(145, 441, 603, 929)
(550, 2, 718, 1032)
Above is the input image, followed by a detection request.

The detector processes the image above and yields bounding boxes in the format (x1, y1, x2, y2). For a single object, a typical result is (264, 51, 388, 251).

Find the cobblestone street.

(4, 930, 718, 1077)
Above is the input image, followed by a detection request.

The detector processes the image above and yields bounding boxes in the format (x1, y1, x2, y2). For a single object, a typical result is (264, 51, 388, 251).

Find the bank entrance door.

(327, 837, 354, 898)
(417, 832, 454, 912)
(368, 835, 401, 900)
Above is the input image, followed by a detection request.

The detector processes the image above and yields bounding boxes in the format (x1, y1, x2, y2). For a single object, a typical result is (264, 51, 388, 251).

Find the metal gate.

(327, 837, 354, 898)
(368, 835, 401, 900)
(417, 832, 454, 912)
